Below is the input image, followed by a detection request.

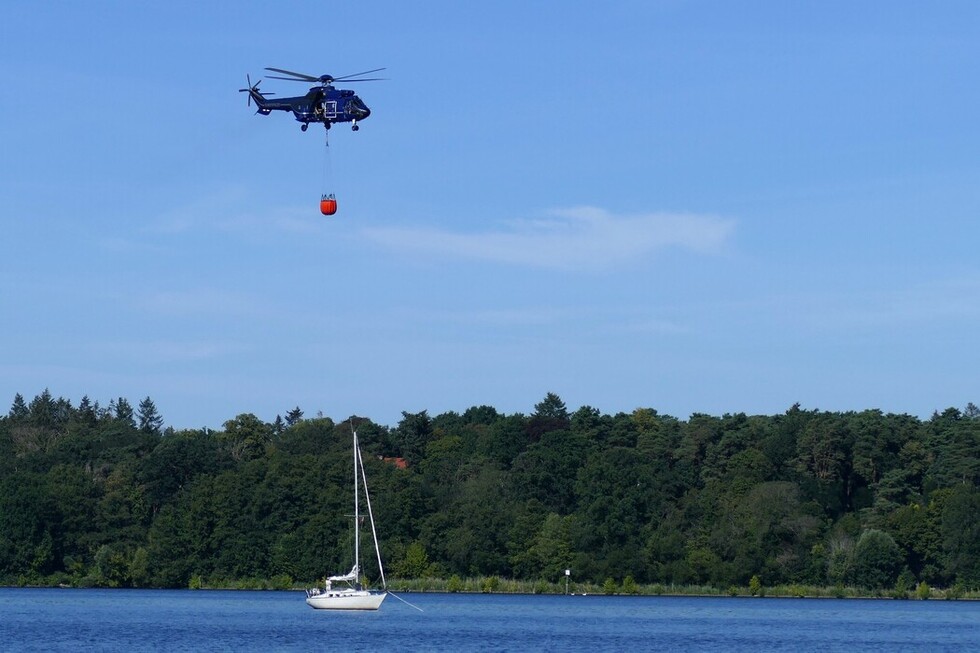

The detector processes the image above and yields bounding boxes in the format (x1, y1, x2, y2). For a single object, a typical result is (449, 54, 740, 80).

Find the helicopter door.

(322, 100, 338, 118)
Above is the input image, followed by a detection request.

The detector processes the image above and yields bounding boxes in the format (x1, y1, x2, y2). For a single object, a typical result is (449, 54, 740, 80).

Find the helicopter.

(239, 67, 385, 132)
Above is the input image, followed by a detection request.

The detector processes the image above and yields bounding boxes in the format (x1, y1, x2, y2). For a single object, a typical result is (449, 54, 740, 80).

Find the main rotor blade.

(266, 75, 316, 82)
(265, 67, 319, 81)
(333, 77, 387, 83)
(333, 68, 386, 81)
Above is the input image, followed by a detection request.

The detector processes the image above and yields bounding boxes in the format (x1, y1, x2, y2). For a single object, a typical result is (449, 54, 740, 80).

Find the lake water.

(1, 588, 977, 651)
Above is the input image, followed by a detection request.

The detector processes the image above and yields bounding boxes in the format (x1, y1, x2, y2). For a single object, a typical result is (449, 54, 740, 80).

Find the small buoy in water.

(320, 193, 337, 216)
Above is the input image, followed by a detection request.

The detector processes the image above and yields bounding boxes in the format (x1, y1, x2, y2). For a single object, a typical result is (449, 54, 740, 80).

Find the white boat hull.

(305, 589, 386, 611)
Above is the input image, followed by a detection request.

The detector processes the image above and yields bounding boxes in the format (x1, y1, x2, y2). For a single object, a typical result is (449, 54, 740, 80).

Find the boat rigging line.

(387, 590, 424, 612)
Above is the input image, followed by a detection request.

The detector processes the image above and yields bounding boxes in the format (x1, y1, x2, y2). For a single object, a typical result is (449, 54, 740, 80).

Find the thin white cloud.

(361, 206, 735, 271)
(147, 187, 248, 234)
(604, 316, 689, 336)
(798, 275, 980, 333)
(402, 306, 575, 328)
(135, 288, 262, 318)
(89, 339, 252, 365)
(146, 186, 322, 237)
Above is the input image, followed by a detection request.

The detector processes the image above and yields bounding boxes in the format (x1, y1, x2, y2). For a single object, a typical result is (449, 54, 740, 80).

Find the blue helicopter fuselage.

(246, 84, 371, 130)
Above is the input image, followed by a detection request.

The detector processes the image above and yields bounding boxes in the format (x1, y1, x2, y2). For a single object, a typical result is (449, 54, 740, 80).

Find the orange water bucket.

(320, 194, 337, 215)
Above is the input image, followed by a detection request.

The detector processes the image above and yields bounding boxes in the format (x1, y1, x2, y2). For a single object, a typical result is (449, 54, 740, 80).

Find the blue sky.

(3, 2, 979, 430)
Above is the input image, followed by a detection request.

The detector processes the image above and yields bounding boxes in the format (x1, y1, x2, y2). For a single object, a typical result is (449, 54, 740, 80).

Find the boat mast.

(353, 426, 360, 587)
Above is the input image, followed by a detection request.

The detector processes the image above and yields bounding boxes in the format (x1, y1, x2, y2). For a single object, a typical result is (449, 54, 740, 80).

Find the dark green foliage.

(851, 529, 903, 589)
(511, 427, 588, 514)
(395, 541, 431, 578)
(9, 393, 29, 420)
(137, 397, 164, 435)
(0, 472, 57, 578)
(139, 429, 229, 511)
(219, 414, 273, 462)
(111, 398, 135, 428)
(940, 485, 980, 587)
(535, 393, 569, 421)
(527, 393, 570, 441)
(1, 390, 978, 591)
(285, 407, 304, 426)
(392, 411, 434, 466)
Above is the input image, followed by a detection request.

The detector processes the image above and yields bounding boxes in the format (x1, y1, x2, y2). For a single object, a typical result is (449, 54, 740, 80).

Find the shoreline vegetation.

(8, 575, 979, 601)
(3, 391, 979, 599)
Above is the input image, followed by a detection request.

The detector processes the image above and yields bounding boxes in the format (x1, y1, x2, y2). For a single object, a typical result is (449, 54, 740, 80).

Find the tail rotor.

(239, 74, 273, 108)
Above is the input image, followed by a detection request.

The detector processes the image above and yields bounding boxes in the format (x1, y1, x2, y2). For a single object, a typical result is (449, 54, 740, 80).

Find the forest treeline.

(1, 390, 979, 593)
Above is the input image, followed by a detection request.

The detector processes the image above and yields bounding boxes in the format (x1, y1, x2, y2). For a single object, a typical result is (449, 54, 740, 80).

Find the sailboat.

(305, 426, 387, 610)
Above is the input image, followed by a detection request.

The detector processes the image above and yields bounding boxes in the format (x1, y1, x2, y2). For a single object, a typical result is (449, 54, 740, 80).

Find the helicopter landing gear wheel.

(301, 123, 308, 132)
(352, 123, 359, 132)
